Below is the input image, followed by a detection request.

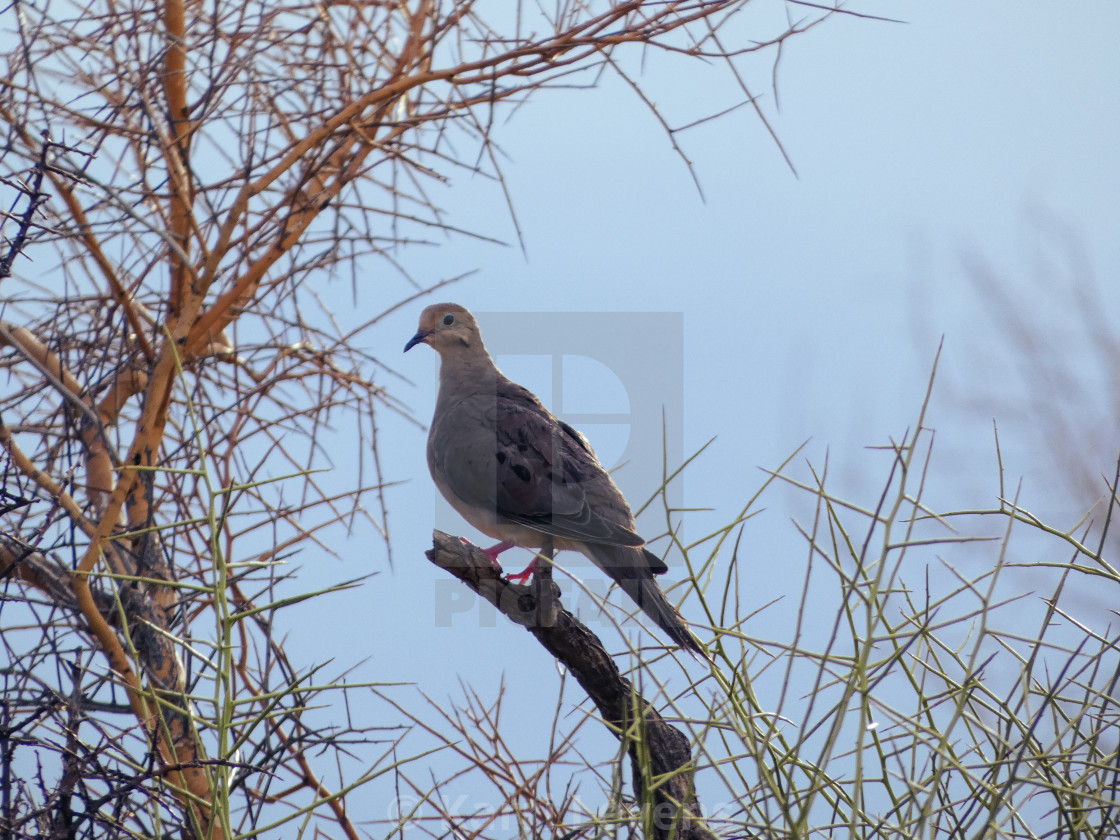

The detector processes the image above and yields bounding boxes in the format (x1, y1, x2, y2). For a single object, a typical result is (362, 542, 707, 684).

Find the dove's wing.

(430, 384, 648, 549)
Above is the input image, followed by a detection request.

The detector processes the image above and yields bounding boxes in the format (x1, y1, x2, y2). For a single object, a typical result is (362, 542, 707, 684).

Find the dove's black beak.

(404, 329, 432, 352)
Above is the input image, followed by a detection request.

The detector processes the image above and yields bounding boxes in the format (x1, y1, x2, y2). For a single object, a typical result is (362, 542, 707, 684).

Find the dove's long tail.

(585, 545, 705, 656)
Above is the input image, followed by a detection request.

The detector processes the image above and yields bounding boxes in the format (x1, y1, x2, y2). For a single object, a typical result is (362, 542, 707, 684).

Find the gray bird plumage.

(405, 303, 702, 654)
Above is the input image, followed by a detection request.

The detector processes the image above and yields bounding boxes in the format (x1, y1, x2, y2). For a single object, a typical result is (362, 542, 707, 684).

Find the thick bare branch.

(427, 530, 717, 840)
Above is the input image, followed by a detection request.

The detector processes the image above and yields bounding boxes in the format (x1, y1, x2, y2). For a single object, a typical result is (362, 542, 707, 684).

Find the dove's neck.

(435, 346, 507, 407)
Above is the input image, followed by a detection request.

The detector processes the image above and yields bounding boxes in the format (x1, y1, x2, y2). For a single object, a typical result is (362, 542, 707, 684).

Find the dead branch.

(427, 530, 717, 840)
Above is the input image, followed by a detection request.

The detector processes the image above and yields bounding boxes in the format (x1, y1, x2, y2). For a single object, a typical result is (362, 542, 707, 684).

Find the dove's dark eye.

(442, 314, 455, 326)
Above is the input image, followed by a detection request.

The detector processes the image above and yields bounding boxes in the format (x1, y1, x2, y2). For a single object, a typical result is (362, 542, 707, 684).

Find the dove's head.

(404, 303, 482, 355)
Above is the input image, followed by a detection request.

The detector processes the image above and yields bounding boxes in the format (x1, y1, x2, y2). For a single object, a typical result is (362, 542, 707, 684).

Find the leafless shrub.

(0, 0, 829, 836)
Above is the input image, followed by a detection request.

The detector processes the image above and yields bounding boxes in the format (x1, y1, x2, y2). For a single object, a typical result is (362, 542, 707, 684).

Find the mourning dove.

(405, 303, 702, 655)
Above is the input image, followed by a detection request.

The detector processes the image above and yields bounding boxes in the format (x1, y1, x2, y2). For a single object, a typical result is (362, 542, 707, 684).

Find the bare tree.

(0, 1, 830, 836)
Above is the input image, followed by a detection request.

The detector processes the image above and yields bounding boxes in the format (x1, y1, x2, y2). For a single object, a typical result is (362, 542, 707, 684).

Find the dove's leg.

(483, 540, 514, 562)
(460, 537, 514, 572)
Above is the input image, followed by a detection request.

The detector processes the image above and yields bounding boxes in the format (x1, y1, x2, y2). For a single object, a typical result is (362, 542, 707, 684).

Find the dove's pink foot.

(504, 556, 539, 584)
(484, 540, 515, 565)
(461, 537, 514, 572)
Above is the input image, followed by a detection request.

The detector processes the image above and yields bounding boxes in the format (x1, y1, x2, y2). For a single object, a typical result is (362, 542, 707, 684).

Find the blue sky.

(276, 0, 1120, 825)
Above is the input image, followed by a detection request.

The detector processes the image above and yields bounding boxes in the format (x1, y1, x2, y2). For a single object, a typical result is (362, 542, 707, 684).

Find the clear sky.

(276, 0, 1120, 824)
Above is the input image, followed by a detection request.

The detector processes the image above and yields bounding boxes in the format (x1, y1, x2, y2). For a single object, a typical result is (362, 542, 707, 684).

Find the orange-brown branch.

(162, 0, 194, 318)
(85, 368, 150, 519)
(0, 423, 92, 535)
(0, 322, 119, 515)
(68, 334, 218, 837)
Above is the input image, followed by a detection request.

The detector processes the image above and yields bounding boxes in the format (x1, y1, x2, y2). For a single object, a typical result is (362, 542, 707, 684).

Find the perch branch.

(426, 530, 716, 840)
